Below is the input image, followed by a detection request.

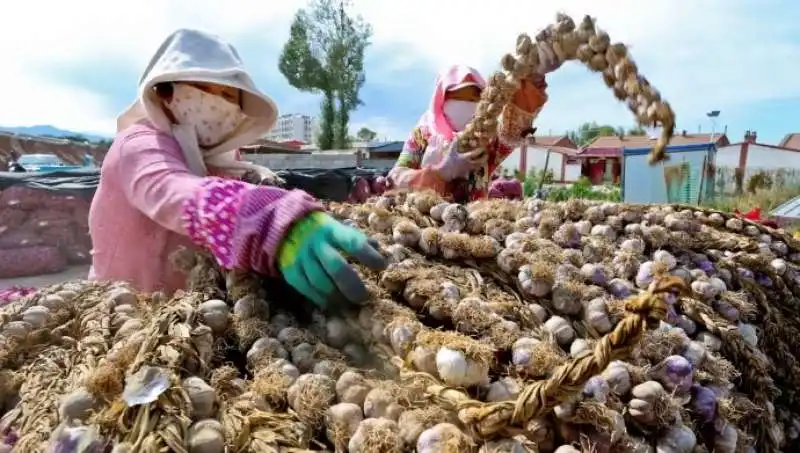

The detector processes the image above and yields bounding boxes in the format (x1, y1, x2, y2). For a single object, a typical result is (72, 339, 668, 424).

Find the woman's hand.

(277, 212, 386, 309)
(432, 139, 487, 181)
(408, 168, 448, 194)
(512, 76, 548, 114)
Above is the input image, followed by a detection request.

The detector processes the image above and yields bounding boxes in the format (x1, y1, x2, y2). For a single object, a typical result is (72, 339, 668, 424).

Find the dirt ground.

(0, 265, 91, 289)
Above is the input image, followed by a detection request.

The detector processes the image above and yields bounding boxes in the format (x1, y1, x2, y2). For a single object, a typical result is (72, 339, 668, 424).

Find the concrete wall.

(564, 163, 582, 182)
(247, 153, 358, 170)
(715, 144, 741, 169)
(718, 143, 800, 171)
(499, 145, 572, 182)
(742, 144, 800, 170)
(362, 158, 395, 170)
(715, 144, 800, 193)
(246, 151, 395, 171)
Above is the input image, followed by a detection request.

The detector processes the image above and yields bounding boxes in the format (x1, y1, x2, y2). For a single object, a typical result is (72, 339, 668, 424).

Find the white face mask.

(167, 84, 245, 147)
(442, 100, 477, 132)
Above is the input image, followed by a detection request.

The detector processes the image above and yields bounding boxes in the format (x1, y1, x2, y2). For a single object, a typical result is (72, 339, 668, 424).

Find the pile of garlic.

(2, 192, 800, 452)
(326, 191, 800, 452)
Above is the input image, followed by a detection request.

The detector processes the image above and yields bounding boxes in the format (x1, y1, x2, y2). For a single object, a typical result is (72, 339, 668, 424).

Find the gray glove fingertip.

(324, 288, 351, 313)
(354, 244, 387, 271)
(332, 265, 371, 304)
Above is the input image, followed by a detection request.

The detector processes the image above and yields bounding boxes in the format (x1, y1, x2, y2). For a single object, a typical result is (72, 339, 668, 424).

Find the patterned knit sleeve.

(497, 82, 547, 149)
(388, 126, 428, 188)
(117, 131, 322, 278)
(181, 178, 322, 276)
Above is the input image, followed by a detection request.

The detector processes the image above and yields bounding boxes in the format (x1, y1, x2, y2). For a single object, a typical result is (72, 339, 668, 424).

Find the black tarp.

(0, 169, 100, 197)
(274, 167, 388, 201)
(0, 167, 388, 202)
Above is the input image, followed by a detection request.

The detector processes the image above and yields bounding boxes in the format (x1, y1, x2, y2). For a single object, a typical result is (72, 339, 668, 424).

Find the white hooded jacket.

(117, 28, 280, 180)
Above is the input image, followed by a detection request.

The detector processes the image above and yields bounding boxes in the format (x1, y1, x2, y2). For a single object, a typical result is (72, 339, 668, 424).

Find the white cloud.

(0, 0, 301, 134)
(355, 0, 800, 136)
(1, 0, 797, 139)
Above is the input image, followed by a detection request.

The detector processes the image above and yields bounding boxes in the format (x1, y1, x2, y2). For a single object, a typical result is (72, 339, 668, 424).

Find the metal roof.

(772, 195, 800, 219)
(623, 143, 716, 156)
(587, 133, 729, 150)
(368, 141, 404, 153)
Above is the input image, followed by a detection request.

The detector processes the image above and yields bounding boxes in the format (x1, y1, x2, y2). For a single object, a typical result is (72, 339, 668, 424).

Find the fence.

(713, 166, 800, 197)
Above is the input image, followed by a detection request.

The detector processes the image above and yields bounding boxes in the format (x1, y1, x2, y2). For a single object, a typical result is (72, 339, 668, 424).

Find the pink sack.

(489, 178, 523, 200)
(0, 228, 44, 249)
(39, 225, 77, 248)
(0, 186, 43, 210)
(348, 177, 372, 203)
(0, 246, 67, 278)
(488, 186, 504, 199)
(42, 193, 90, 210)
(371, 176, 389, 195)
(0, 286, 37, 307)
(64, 244, 92, 264)
(0, 208, 28, 231)
(26, 208, 74, 224)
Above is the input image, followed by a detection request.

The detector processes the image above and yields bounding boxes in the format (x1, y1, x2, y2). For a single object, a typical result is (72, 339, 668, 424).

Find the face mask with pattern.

(167, 83, 245, 147)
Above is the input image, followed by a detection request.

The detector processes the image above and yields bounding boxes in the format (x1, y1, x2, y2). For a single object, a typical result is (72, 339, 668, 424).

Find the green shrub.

(546, 178, 621, 202)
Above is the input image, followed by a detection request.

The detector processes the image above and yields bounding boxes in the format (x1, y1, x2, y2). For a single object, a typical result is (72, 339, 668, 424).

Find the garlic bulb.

(435, 347, 490, 387)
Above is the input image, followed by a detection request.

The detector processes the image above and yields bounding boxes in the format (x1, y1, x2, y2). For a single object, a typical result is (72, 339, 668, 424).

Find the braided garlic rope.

(458, 13, 676, 183)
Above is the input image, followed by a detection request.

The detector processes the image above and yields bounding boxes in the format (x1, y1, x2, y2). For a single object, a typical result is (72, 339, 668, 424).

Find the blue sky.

(2, 0, 799, 145)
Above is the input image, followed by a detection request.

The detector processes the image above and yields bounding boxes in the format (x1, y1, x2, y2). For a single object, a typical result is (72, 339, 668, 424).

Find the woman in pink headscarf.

(389, 55, 559, 202)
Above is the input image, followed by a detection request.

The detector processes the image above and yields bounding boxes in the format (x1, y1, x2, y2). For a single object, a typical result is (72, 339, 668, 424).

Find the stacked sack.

(0, 185, 92, 279)
(347, 175, 391, 203)
(2, 193, 800, 452)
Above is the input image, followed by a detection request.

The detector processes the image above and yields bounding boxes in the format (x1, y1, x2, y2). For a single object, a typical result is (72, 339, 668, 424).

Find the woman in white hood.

(89, 29, 385, 307)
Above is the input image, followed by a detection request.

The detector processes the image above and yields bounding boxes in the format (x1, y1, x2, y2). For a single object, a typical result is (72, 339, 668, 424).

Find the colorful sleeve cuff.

(498, 104, 537, 148)
(181, 178, 323, 277)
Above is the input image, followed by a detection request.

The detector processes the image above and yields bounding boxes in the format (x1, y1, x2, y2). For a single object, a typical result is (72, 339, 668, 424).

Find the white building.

(496, 135, 582, 183)
(715, 130, 800, 192)
(266, 113, 318, 144)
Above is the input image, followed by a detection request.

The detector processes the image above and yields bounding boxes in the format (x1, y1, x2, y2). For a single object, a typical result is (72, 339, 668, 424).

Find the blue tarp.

(623, 143, 716, 155)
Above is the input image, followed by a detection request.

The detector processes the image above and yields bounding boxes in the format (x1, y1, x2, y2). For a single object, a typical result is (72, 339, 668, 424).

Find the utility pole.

(706, 110, 721, 144)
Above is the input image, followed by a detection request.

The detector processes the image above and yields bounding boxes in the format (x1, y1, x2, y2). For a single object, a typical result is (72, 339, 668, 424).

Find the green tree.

(318, 94, 337, 150)
(567, 122, 617, 147)
(278, 0, 372, 150)
(356, 127, 377, 141)
(566, 121, 647, 146)
(627, 126, 646, 136)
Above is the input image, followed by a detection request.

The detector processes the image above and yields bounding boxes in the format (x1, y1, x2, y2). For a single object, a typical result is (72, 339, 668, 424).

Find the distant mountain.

(0, 125, 109, 143)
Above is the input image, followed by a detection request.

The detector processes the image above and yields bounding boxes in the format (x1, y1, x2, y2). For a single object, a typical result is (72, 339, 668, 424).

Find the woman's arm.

(117, 130, 322, 276)
(388, 127, 447, 192)
(498, 78, 547, 147)
(387, 127, 425, 187)
(490, 77, 549, 169)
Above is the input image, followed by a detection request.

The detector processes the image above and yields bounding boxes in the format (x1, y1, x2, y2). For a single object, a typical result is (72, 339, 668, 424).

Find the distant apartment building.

(266, 113, 318, 144)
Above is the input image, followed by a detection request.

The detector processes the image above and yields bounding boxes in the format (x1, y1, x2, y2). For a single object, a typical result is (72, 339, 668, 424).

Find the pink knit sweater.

(88, 122, 321, 294)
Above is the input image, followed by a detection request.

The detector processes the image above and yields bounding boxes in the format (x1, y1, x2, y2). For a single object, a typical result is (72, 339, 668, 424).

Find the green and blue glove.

(277, 212, 386, 309)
